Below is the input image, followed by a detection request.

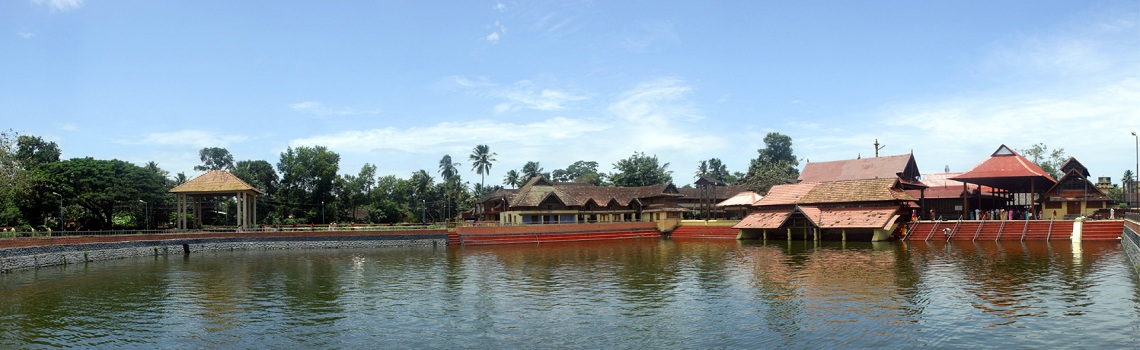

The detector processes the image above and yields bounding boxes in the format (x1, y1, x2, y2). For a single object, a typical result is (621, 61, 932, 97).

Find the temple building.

(676, 176, 749, 219)
(949, 145, 1057, 220)
(476, 177, 686, 224)
(1039, 157, 1113, 219)
(732, 153, 925, 241)
(908, 172, 1005, 220)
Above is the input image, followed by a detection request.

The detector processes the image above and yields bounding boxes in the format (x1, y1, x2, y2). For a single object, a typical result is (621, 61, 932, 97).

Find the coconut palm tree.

(469, 145, 496, 190)
(503, 169, 521, 188)
(438, 155, 459, 181)
(522, 161, 543, 180)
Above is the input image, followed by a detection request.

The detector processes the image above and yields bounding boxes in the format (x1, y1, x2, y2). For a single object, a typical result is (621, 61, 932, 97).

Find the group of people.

(970, 207, 1036, 221)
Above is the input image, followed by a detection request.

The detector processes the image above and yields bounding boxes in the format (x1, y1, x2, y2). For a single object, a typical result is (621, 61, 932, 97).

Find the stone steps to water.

(907, 220, 1124, 241)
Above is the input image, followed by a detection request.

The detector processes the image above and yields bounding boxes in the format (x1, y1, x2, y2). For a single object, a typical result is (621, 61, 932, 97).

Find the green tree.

(38, 158, 168, 229)
(232, 160, 279, 195)
(468, 145, 496, 190)
(503, 169, 521, 188)
(1019, 143, 1066, 179)
(276, 145, 340, 223)
(0, 130, 32, 226)
(610, 152, 672, 187)
(744, 132, 800, 194)
(695, 158, 734, 185)
(369, 175, 413, 223)
(194, 147, 235, 171)
(438, 155, 460, 182)
(521, 161, 545, 180)
(552, 160, 604, 185)
(16, 135, 61, 168)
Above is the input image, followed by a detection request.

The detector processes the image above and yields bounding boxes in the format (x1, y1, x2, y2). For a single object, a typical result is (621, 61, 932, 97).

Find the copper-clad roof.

(799, 153, 923, 185)
(169, 170, 261, 194)
(733, 210, 792, 229)
(950, 145, 1056, 191)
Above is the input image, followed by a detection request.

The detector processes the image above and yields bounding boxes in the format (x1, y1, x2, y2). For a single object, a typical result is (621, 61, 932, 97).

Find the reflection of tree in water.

(0, 259, 171, 347)
(739, 243, 804, 337)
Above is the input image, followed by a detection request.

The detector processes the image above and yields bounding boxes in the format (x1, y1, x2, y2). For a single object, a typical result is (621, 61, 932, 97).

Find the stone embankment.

(0, 230, 446, 273)
(1123, 215, 1140, 273)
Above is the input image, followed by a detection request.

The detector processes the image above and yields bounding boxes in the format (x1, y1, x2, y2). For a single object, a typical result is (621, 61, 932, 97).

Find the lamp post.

(52, 192, 63, 233)
(138, 199, 148, 230)
(1133, 131, 1138, 209)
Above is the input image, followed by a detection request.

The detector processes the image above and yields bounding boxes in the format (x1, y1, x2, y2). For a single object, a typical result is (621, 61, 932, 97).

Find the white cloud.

(119, 130, 251, 149)
(17, 31, 35, 39)
(485, 31, 501, 44)
(288, 101, 381, 116)
(58, 122, 78, 131)
(31, 0, 83, 12)
(451, 77, 588, 113)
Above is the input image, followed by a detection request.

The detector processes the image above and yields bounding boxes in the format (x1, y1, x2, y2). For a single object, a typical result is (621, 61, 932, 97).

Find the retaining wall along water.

(1123, 217, 1140, 273)
(0, 230, 446, 273)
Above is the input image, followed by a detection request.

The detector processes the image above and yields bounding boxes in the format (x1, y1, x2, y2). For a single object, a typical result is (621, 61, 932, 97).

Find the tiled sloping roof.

(478, 188, 517, 203)
(170, 170, 261, 194)
(754, 182, 819, 206)
(951, 144, 1056, 191)
(508, 177, 680, 208)
(733, 210, 792, 229)
(1041, 169, 1111, 202)
(798, 178, 916, 204)
(716, 191, 761, 207)
(1059, 157, 1089, 177)
(800, 206, 901, 229)
(799, 154, 916, 183)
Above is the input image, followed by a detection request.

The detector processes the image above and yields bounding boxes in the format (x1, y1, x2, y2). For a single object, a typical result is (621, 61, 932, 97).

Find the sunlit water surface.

(2, 239, 1138, 349)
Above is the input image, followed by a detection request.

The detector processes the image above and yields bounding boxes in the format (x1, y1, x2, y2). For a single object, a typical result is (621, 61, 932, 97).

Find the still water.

(2, 239, 1138, 349)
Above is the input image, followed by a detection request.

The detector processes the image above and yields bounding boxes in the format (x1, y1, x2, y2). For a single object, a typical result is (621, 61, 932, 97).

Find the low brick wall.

(0, 230, 446, 273)
(456, 222, 658, 236)
(1124, 218, 1140, 273)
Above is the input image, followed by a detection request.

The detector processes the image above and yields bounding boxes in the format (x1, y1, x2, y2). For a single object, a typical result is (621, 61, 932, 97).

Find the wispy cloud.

(485, 21, 507, 44)
(118, 130, 251, 149)
(31, 0, 83, 12)
(449, 77, 588, 113)
(17, 30, 35, 39)
(290, 117, 608, 155)
(288, 101, 382, 117)
(58, 122, 78, 131)
(619, 20, 679, 52)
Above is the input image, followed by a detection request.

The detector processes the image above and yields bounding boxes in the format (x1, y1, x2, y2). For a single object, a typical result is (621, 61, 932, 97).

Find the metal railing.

(0, 223, 447, 239)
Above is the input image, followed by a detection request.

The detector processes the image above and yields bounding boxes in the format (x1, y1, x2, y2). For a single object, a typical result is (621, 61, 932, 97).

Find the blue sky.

(4, 0, 1139, 187)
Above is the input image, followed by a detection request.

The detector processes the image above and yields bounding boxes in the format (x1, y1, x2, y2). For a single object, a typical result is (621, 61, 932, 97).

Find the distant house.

(1040, 158, 1113, 219)
(476, 177, 686, 224)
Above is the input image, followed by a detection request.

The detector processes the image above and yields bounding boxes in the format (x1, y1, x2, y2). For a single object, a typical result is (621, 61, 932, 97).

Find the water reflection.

(1, 240, 1137, 348)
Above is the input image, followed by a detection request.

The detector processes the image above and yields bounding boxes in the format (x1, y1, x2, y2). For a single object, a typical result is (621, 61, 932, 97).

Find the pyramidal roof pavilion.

(950, 144, 1057, 193)
(169, 170, 262, 230)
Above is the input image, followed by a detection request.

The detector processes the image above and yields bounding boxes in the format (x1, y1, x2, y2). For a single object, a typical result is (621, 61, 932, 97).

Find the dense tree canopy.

(38, 158, 168, 230)
(552, 160, 604, 185)
(194, 147, 235, 171)
(610, 152, 672, 187)
(521, 161, 546, 181)
(276, 145, 340, 223)
(695, 158, 735, 185)
(744, 132, 800, 194)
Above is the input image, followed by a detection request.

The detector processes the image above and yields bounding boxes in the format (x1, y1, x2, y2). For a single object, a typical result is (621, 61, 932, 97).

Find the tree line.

(0, 129, 803, 231)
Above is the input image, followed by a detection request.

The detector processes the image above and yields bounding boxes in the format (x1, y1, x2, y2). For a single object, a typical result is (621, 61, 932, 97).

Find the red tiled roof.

(733, 210, 792, 229)
(800, 207, 901, 229)
(951, 144, 1056, 191)
(753, 182, 818, 206)
(799, 153, 920, 183)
